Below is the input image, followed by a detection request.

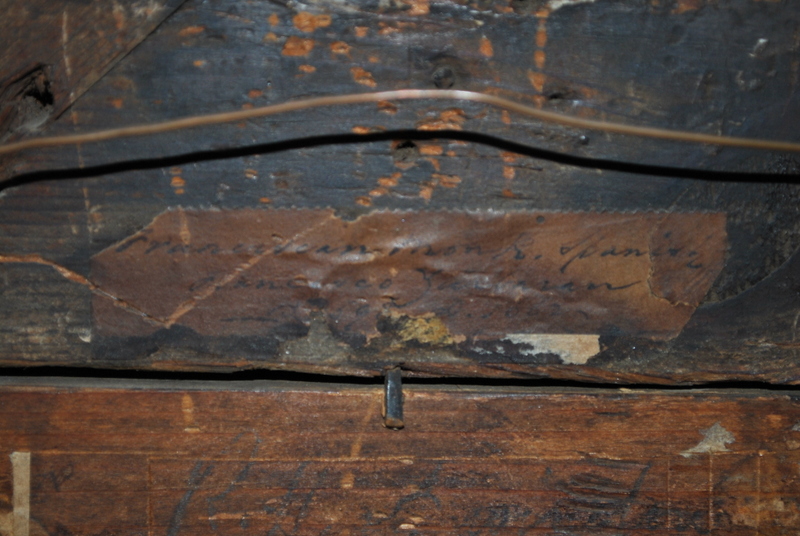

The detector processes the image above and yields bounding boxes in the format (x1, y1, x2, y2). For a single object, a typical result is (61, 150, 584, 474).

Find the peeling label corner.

(681, 422, 735, 457)
(504, 333, 600, 365)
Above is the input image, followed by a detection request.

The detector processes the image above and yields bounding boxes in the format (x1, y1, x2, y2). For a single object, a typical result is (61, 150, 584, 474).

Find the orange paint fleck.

(293, 12, 332, 32)
(442, 110, 466, 124)
(193, 59, 207, 67)
(446, 150, 456, 157)
(369, 187, 388, 197)
(425, 157, 441, 172)
(579, 86, 599, 99)
(178, 25, 205, 37)
(268, 13, 279, 26)
(112, 7, 126, 31)
(503, 166, 516, 180)
(419, 185, 434, 200)
(174, 189, 185, 195)
(419, 144, 443, 156)
(171, 176, 185, 187)
(245, 169, 258, 180)
(534, 50, 546, 70)
(528, 70, 546, 93)
(377, 173, 401, 187)
(502, 188, 517, 198)
(331, 41, 351, 55)
(378, 101, 397, 114)
(672, 0, 703, 14)
(263, 32, 279, 42)
(350, 66, 377, 87)
(298, 64, 316, 73)
(354, 26, 368, 38)
(536, 8, 551, 18)
(378, 23, 400, 36)
(501, 151, 520, 163)
(479, 37, 494, 58)
(355, 196, 372, 206)
(109, 98, 123, 109)
(401, 0, 430, 15)
(241, 103, 254, 110)
(368, 55, 380, 63)
(294, 14, 312, 30)
(536, 27, 548, 48)
(259, 197, 272, 204)
(352, 126, 371, 134)
(111, 77, 134, 90)
(501, 110, 511, 125)
(433, 173, 461, 188)
(394, 160, 416, 171)
(248, 89, 263, 99)
(282, 36, 315, 56)
(417, 109, 467, 131)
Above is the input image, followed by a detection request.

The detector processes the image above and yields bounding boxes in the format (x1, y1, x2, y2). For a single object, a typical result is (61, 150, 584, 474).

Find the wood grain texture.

(0, 379, 799, 534)
(0, 0, 187, 149)
(1, 0, 800, 382)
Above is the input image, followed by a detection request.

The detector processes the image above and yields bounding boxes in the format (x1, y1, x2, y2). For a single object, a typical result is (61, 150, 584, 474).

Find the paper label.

(91, 209, 726, 342)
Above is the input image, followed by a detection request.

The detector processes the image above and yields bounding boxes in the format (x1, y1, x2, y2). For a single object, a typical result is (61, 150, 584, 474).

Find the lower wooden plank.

(0, 379, 798, 535)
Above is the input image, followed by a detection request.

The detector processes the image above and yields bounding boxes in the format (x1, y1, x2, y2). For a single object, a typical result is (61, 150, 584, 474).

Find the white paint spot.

(61, 11, 72, 78)
(681, 422, 735, 457)
(78, 329, 92, 343)
(792, 421, 800, 432)
(132, 0, 163, 18)
(750, 38, 769, 57)
(548, 0, 596, 12)
(504, 334, 600, 365)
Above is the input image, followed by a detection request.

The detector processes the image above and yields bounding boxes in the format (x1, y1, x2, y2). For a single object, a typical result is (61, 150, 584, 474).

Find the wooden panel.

(0, 379, 799, 534)
(1, 0, 800, 382)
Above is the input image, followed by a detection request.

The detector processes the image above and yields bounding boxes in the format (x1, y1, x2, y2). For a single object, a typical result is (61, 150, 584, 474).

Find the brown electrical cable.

(1, 89, 799, 160)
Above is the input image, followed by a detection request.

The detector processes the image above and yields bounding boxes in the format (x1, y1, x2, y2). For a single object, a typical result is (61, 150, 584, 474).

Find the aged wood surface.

(0, 0, 187, 148)
(1, 0, 800, 382)
(0, 379, 799, 534)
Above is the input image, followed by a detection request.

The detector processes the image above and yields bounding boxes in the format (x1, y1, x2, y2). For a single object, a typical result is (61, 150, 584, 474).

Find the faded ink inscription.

(91, 209, 727, 341)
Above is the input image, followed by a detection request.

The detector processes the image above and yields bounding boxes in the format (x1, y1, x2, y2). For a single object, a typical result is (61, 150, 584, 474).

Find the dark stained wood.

(0, 379, 799, 534)
(0, 0, 187, 153)
(1, 0, 800, 383)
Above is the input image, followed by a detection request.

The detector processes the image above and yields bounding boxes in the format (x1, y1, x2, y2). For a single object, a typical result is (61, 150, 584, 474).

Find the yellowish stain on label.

(392, 312, 463, 346)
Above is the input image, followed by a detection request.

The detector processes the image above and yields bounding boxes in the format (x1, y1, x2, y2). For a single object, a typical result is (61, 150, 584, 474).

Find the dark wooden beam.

(1, 0, 799, 383)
